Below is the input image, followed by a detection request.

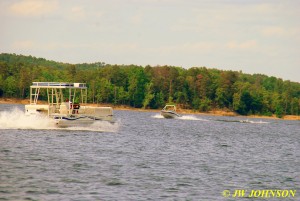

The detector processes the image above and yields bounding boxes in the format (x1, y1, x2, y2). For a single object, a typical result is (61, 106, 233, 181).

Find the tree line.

(1, 53, 299, 118)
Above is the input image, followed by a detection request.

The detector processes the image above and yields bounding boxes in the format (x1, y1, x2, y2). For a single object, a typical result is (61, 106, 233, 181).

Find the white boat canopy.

(29, 82, 87, 105)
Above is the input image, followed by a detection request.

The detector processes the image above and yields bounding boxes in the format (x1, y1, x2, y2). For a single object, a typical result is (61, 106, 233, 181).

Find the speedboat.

(160, 105, 181, 119)
(239, 119, 251, 123)
(25, 82, 114, 128)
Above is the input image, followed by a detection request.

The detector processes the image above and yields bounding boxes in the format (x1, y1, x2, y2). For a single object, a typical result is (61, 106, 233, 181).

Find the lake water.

(0, 104, 299, 200)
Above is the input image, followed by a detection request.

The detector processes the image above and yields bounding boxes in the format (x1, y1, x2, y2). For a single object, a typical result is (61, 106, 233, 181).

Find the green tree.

(143, 82, 154, 109)
(128, 67, 147, 107)
(100, 78, 114, 103)
(67, 65, 77, 82)
(4, 76, 18, 97)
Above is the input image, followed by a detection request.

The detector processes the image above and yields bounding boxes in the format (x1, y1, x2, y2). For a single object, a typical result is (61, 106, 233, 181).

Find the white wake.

(0, 107, 56, 130)
(152, 114, 164, 119)
(152, 113, 208, 121)
(0, 107, 119, 132)
(178, 115, 208, 121)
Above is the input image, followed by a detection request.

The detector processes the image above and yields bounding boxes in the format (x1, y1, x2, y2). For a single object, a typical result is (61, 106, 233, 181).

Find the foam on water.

(249, 120, 269, 124)
(178, 115, 209, 121)
(0, 107, 56, 130)
(152, 113, 208, 121)
(65, 120, 120, 132)
(0, 107, 119, 132)
(152, 114, 164, 119)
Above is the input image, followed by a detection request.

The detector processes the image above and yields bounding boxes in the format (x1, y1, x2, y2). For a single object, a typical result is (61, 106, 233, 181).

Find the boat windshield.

(162, 105, 176, 111)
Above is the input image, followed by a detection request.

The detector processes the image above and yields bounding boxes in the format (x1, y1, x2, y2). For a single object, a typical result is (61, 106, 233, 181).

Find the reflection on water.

(0, 104, 299, 200)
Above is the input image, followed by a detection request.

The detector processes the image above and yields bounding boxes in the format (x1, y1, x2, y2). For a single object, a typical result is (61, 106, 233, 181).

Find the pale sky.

(1, 0, 299, 82)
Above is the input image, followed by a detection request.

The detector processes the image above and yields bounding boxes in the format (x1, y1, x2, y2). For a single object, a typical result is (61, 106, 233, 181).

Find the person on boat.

(65, 98, 72, 110)
(72, 102, 80, 114)
(66, 98, 81, 114)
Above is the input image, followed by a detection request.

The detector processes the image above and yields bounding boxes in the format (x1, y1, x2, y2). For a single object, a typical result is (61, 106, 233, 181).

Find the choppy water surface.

(0, 104, 299, 200)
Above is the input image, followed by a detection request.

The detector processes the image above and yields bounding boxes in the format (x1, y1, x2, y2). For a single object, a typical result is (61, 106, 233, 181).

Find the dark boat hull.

(161, 110, 180, 119)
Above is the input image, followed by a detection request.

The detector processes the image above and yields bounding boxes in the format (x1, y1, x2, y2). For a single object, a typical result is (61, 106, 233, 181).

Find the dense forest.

(0, 53, 300, 118)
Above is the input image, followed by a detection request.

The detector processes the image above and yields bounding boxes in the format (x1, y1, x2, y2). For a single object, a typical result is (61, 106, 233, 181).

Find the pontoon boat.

(25, 82, 114, 128)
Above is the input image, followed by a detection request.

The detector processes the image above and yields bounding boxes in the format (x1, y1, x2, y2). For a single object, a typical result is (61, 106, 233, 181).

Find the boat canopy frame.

(29, 82, 87, 106)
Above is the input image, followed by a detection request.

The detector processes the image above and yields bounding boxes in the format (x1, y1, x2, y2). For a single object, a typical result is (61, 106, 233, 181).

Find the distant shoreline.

(1, 98, 299, 121)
